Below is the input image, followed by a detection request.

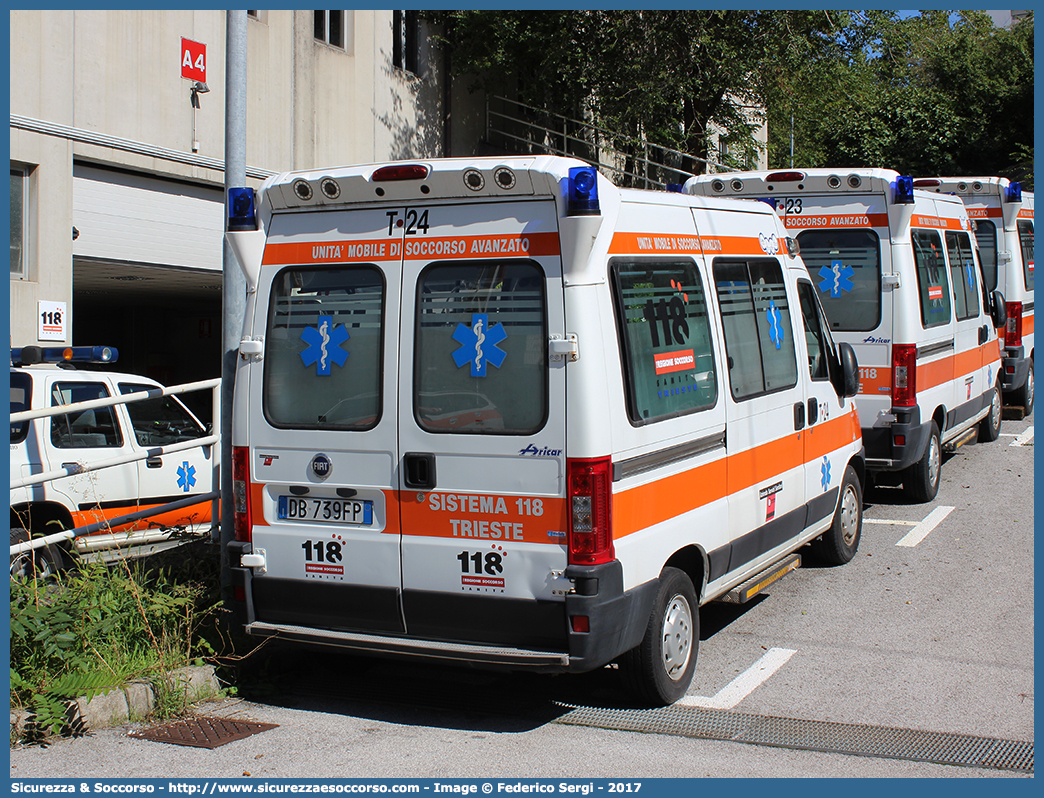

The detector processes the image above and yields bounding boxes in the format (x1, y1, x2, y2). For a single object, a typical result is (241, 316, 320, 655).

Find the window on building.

(393, 10, 421, 75)
(11, 166, 27, 279)
(314, 10, 347, 50)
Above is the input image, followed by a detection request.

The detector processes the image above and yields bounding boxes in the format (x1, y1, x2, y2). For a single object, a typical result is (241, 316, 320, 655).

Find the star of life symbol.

(818, 260, 855, 298)
(965, 261, 975, 288)
(301, 315, 349, 376)
(452, 313, 508, 377)
(177, 461, 196, 493)
(766, 301, 784, 350)
(820, 456, 831, 492)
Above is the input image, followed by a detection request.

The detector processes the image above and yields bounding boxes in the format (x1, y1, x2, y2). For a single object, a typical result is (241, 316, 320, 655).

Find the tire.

(978, 383, 1003, 443)
(9, 530, 67, 581)
(619, 567, 698, 706)
(1014, 358, 1034, 417)
(904, 421, 941, 503)
(809, 465, 862, 565)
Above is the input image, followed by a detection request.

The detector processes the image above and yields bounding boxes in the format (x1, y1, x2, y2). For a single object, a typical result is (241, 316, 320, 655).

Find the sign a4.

(181, 37, 206, 82)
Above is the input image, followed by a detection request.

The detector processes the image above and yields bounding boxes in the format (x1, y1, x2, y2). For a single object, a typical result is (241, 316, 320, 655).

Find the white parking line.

(1008, 426, 1034, 447)
(894, 505, 955, 547)
(678, 647, 796, 709)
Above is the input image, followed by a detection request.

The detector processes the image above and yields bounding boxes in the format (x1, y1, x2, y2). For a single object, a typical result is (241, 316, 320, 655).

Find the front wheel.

(619, 567, 698, 706)
(9, 530, 68, 581)
(809, 464, 862, 565)
(978, 384, 1003, 442)
(904, 421, 941, 503)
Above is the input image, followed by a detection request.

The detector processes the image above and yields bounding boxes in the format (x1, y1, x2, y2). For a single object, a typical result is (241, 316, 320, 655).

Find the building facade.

(9, 10, 466, 406)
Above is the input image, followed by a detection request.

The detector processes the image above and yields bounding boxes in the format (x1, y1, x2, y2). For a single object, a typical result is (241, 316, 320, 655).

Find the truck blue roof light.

(894, 175, 915, 205)
(665, 183, 683, 193)
(567, 166, 600, 216)
(756, 197, 779, 210)
(227, 187, 257, 231)
(1005, 181, 1022, 203)
(11, 346, 118, 366)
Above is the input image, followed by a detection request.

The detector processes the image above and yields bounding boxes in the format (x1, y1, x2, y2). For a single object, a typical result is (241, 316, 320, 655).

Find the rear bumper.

(1001, 348, 1030, 394)
(226, 542, 655, 673)
(862, 405, 930, 473)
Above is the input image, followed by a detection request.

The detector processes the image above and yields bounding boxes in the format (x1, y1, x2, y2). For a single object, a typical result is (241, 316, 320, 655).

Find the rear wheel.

(1013, 358, 1034, 416)
(904, 421, 941, 503)
(619, 567, 698, 706)
(9, 530, 68, 581)
(978, 383, 1003, 442)
(809, 465, 862, 565)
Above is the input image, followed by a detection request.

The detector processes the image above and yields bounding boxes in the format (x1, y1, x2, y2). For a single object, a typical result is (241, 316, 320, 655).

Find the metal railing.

(10, 378, 221, 559)
(485, 95, 736, 190)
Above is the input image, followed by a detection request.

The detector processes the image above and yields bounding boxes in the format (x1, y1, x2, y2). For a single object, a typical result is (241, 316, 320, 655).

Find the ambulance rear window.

(796, 229, 881, 331)
(945, 231, 980, 322)
(973, 220, 998, 292)
(912, 230, 952, 328)
(263, 266, 385, 430)
(611, 259, 717, 424)
(414, 260, 547, 435)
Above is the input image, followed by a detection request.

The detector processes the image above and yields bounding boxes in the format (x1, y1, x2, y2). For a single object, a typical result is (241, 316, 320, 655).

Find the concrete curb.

(11, 665, 223, 738)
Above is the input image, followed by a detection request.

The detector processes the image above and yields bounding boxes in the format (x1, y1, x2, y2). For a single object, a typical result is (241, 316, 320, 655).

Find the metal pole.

(221, 10, 248, 591)
(790, 115, 794, 169)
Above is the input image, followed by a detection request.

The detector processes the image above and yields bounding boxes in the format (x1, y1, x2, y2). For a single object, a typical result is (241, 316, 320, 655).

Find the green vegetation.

(9, 541, 224, 741)
(430, 10, 1033, 186)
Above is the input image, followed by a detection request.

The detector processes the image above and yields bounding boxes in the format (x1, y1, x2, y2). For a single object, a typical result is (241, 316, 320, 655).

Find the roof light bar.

(894, 175, 915, 205)
(227, 187, 257, 231)
(12, 345, 118, 366)
(566, 166, 600, 216)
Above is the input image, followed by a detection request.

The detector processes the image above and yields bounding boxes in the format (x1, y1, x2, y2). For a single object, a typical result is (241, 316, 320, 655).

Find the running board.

(245, 621, 570, 668)
(716, 554, 801, 605)
(944, 427, 978, 452)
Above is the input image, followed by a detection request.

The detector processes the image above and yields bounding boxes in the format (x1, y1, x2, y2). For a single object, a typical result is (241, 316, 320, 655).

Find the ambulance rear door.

(394, 199, 569, 650)
(247, 206, 404, 634)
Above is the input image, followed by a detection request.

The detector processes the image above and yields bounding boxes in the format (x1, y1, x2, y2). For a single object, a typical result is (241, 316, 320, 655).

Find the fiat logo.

(310, 453, 332, 480)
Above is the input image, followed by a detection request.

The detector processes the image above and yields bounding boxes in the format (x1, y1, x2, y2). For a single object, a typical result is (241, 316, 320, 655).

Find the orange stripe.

(1018, 208, 1034, 219)
(966, 208, 1003, 219)
(1023, 313, 1034, 336)
(782, 213, 890, 230)
(613, 410, 860, 538)
(918, 342, 1002, 392)
(608, 232, 771, 257)
(913, 215, 966, 231)
(263, 239, 399, 265)
(71, 498, 213, 537)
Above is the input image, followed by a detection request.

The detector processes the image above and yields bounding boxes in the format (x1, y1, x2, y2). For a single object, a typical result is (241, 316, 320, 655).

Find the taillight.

(567, 457, 614, 566)
(232, 446, 252, 543)
(1005, 302, 1023, 347)
(892, 344, 918, 407)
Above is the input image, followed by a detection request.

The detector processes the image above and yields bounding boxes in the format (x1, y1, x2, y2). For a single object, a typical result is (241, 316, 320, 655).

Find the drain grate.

(555, 704, 1033, 773)
(129, 716, 279, 749)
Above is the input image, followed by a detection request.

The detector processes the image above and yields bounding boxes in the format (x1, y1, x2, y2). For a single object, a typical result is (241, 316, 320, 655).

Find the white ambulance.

(914, 177, 1033, 416)
(225, 156, 864, 705)
(687, 169, 1007, 502)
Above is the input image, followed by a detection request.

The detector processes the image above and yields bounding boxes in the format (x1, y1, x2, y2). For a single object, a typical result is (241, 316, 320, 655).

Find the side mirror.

(991, 290, 1007, 329)
(836, 342, 860, 398)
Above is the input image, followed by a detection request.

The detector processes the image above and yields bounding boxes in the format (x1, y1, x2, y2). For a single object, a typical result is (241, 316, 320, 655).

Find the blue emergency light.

(227, 187, 257, 231)
(894, 175, 915, 205)
(566, 166, 600, 216)
(11, 346, 118, 366)
(665, 184, 683, 193)
(1005, 181, 1022, 203)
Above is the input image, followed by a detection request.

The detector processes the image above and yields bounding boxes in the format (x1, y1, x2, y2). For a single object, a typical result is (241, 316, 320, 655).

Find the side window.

(973, 220, 998, 292)
(912, 230, 951, 328)
(611, 259, 717, 424)
(11, 371, 31, 444)
(264, 266, 385, 430)
(795, 229, 881, 332)
(415, 260, 546, 434)
(1017, 220, 1034, 291)
(797, 281, 831, 381)
(945, 231, 979, 321)
(50, 382, 123, 448)
(714, 259, 798, 400)
(118, 383, 206, 446)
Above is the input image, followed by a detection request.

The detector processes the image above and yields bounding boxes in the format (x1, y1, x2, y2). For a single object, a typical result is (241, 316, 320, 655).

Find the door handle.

(146, 457, 163, 468)
(793, 402, 805, 431)
(978, 325, 988, 345)
(403, 452, 437, 490)
(807, 397, 819, 426)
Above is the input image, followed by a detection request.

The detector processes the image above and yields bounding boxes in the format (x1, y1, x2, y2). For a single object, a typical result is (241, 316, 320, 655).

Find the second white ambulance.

(225, 156, 864, 705)
(688, 168, 1007, 502)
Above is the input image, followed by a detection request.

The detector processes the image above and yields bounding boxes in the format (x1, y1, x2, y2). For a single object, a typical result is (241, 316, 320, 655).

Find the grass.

(9, 538, 227, 741)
